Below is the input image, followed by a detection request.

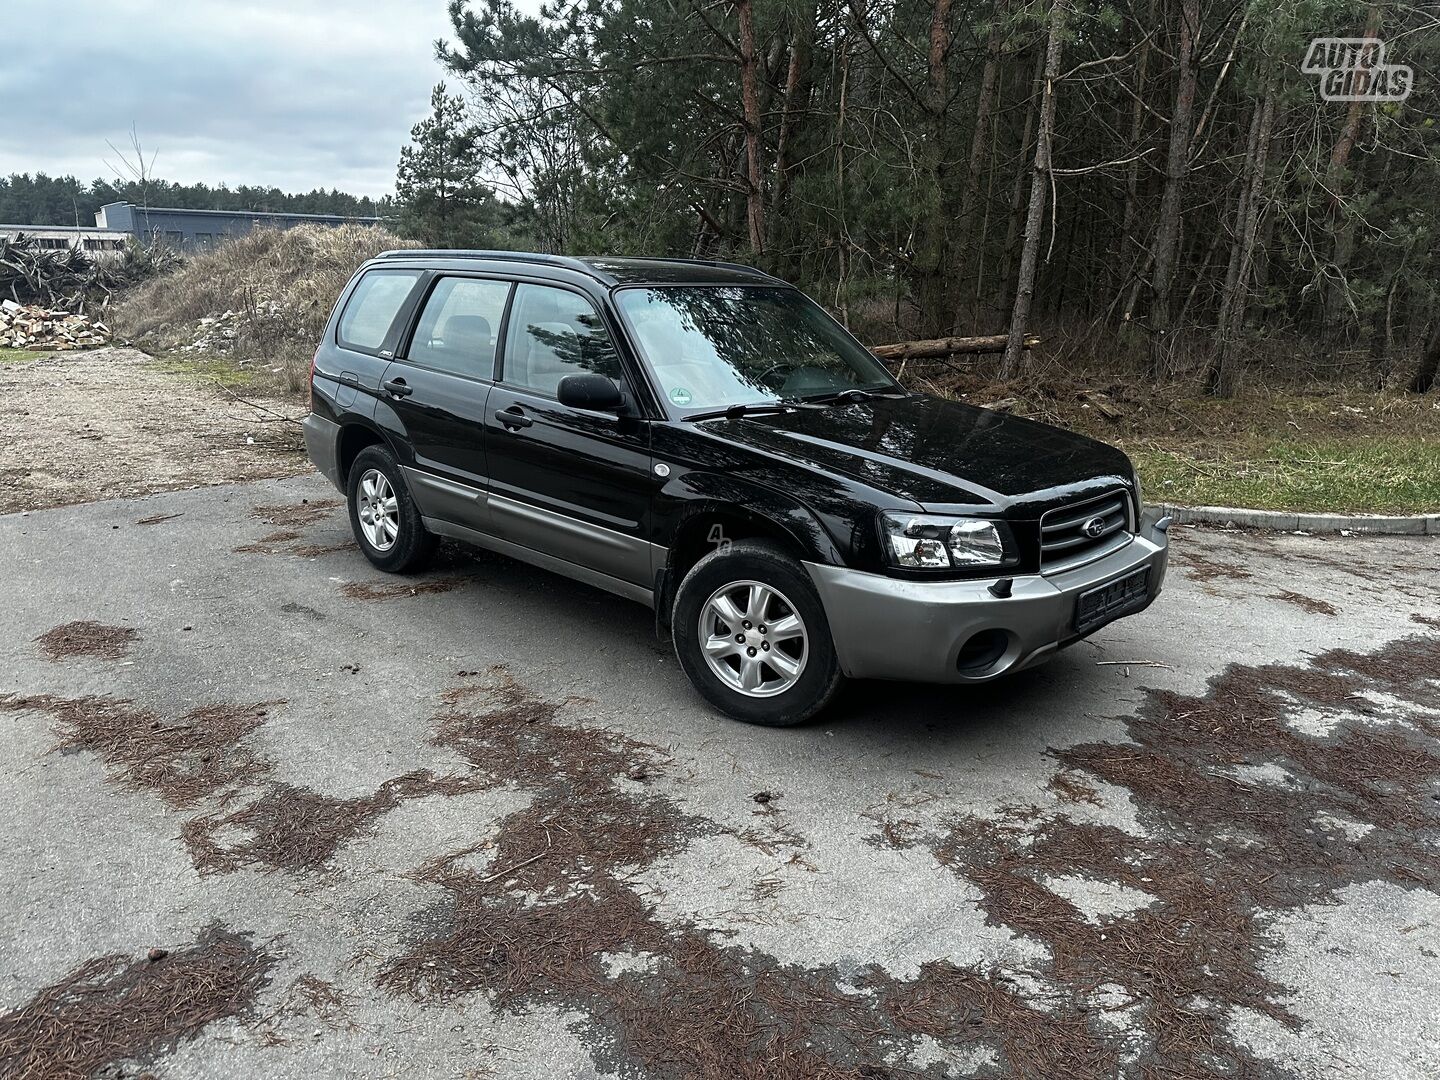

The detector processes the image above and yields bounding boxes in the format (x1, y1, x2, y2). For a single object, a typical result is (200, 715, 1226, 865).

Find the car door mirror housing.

(557, 373, 625, 412)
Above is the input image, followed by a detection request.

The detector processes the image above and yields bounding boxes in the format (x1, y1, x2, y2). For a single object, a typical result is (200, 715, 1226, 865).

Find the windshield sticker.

(669, 387, 693, 406)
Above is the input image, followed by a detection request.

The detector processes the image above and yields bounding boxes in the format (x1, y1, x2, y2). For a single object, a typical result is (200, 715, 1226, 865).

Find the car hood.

(698, 394, 1133, 512)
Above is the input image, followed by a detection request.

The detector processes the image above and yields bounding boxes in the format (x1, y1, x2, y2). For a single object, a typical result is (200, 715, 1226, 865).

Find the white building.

(0, 224, 129, 253)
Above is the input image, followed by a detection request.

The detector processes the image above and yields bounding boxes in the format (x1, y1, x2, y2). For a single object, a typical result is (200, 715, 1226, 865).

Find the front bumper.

(803, 518, 1170, 683)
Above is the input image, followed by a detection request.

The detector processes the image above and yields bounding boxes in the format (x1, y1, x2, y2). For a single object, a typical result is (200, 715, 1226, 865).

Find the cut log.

(871, 333, 1039, 361)
(1081, 390, 1124, 421)
(981, 396, 1023, 412)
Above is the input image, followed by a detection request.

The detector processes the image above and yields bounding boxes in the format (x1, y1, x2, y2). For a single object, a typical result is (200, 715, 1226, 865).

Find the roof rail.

(373, 249, 782, 285)
(376, 248, 596, 273)
(638, 255, 776, 279)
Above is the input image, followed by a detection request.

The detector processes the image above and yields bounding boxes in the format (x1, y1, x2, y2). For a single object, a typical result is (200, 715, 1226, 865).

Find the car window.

(337, 269, 422, 352)
(616, 285, 897, 412)
(501, 283, 621, 397)
(407, 277, 512, 377)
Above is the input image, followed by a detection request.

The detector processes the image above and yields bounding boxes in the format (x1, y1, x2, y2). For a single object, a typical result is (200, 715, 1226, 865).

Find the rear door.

(319, 267, 425, 421)
(379, 275, 513, 531)
(483, 282, 657, 591)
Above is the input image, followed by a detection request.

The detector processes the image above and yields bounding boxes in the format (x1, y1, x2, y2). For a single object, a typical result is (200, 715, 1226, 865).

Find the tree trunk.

(1206, 89, 1275, 397)
(926, 0, 954, 125)
(1214, 97, 1265, 338)
(771, 2, 816, 234)
(1001, 0, 1064, 380)
(833, 2, 856, 327)
(735, 0, 766, 256)
(914, 0, 955, 337)
(1411, 322, 1440, 394)
(1146, 0, 1200, 379)
(994, 45, 1044, 322)
(872, 333, 1038, 359)
(1322, 4, 1382, 338)
(953, 2, 1004, 329)
(1115, 0, 1153, 315)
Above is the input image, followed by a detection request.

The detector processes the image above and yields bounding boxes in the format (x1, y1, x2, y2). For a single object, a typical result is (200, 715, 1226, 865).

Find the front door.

(380, 275, 512, 531)
(483, 282, 656, 590)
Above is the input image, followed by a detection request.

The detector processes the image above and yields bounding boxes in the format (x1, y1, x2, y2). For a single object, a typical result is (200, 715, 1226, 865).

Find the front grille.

(1040, 489, 1133, 571)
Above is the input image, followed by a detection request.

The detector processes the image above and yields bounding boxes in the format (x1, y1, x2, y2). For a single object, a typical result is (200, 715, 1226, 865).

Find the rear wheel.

(346, 445, 435, 573)
(672, 540, 843, 726)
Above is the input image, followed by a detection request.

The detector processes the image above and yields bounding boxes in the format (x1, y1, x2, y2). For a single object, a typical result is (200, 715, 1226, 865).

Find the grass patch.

(149, 350, 264, 390)
(0, 347, 43, 364)
(1105, 389, 1440, 513)
(1131, 438, 1440, 514)
(902, 361, 1440, 514)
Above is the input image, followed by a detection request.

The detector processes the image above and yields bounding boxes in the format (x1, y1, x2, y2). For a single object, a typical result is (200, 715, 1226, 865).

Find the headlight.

(1131, 467, 1144, 512)
(880, 512, 1018, 571)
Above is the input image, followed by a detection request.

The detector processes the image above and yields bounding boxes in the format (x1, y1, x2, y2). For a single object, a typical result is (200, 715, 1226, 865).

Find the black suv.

(304, 251, 1170, 725)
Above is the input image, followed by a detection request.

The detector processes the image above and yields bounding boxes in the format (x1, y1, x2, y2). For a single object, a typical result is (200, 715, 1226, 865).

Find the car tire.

(672, 539, 844, 726)
(346, 445, 436, 573)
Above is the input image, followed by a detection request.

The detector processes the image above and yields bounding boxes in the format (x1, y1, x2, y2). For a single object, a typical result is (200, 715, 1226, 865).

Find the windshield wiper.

(800, 387, 907, 405)
(683, 401, 801, 422)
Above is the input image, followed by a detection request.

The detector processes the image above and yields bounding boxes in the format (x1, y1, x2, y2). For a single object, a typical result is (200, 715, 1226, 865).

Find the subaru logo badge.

(1082, 515, 1107, 538)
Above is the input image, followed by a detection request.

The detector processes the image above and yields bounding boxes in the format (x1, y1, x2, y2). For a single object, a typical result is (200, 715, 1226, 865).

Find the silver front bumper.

(803, 520, 1170, 683)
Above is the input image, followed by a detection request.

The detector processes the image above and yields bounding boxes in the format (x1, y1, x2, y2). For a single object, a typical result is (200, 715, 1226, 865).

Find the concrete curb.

(1147, 503, 1439, 536)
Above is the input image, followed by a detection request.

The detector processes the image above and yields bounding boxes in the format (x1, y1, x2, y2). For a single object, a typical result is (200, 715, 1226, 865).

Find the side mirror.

(557, 373, 625, 412)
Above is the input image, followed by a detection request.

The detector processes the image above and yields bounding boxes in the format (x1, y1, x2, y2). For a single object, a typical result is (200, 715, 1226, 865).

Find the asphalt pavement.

(2, 473, 1437, 1079)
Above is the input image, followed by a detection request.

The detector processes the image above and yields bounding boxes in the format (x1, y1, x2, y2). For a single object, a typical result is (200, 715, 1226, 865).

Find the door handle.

(383, 377, 413, 398)
(495, 407, 533, 430)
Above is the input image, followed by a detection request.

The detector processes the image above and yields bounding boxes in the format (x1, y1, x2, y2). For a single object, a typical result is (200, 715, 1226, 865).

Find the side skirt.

(422, 516, 656, 609)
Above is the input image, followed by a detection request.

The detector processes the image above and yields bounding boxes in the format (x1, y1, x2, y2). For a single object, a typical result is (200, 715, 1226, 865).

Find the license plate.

(1075, 568, 1150, 634)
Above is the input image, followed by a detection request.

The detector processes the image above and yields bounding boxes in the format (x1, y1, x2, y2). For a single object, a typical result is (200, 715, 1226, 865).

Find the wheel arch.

(337, 419, 398, 487)
(654, 481, 846, 635)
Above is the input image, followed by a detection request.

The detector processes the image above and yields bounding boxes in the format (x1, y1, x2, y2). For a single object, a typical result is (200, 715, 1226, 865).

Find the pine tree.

(394, 83, 496, 247)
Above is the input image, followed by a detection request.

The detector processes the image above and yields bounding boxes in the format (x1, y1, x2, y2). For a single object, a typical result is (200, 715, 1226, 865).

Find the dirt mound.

(112, 224, 416, 392)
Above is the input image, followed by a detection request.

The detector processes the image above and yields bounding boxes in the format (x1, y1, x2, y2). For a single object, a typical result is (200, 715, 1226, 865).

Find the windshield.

(614, 285, 899, 413)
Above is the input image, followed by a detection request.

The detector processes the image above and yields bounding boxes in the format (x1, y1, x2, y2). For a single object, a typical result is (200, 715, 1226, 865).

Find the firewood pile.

(0, 299, 110, 351)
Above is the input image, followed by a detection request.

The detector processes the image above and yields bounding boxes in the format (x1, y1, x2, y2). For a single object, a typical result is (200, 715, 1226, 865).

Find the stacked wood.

(871, 333, 1039, 361)
(0, 300, 110, 351)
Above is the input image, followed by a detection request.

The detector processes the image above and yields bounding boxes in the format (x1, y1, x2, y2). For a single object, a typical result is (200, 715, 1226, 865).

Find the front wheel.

(672, 540, 843, 726)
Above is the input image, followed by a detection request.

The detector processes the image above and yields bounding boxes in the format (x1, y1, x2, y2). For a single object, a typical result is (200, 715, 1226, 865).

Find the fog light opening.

(955, 629, 1011, 674)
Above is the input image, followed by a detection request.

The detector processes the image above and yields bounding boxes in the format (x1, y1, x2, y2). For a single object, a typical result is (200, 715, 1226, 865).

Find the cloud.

(0, 0, 500, 197)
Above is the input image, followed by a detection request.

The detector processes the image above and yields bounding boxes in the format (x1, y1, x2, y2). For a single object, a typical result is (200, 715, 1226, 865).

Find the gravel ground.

(0, 346, 306, 514)
(2, 472, 1437, 1079)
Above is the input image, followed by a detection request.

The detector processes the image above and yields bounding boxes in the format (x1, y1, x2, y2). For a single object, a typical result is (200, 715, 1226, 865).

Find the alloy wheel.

(356, 468, 399, 552)
(697, 579, 808, 697)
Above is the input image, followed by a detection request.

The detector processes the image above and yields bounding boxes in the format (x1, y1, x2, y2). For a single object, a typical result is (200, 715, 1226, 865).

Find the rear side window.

(406, 276, 512, 377)
(337, 269, 422, 352)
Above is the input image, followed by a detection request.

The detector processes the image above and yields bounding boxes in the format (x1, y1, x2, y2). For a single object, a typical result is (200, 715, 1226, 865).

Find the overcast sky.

(2, 0, 537, 198)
